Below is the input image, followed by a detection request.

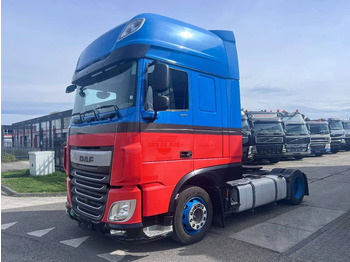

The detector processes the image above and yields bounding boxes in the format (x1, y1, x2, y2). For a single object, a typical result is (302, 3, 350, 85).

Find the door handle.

(180, 151, 192, 158)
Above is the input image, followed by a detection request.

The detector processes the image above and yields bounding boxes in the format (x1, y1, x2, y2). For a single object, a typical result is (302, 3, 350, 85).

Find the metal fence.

(1, 137, 66, 171)
(1, 147, 39, 160)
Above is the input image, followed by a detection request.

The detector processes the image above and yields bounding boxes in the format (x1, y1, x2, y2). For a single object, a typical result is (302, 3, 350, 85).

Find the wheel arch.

(168, 163, 242, 227)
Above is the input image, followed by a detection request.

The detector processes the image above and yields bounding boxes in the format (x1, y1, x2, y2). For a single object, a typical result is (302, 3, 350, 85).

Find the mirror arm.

(151, 111, 158, 122)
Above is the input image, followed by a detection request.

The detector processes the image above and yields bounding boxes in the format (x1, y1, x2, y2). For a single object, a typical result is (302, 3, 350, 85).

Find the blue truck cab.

(65, 14, 308, 244)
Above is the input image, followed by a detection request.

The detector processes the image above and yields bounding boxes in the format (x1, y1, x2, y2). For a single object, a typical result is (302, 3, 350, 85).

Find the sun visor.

(76, 23, 126, 71)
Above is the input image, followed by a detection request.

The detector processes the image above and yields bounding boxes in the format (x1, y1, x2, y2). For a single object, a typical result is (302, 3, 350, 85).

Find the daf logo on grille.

(79, 156, 94, 163)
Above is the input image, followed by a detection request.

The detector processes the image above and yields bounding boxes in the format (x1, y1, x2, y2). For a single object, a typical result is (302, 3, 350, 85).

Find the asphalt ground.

(2, 151, 350, 261)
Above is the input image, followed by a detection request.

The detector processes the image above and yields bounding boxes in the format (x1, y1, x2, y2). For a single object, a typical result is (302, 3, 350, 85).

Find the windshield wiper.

(96, 105, 121, 120)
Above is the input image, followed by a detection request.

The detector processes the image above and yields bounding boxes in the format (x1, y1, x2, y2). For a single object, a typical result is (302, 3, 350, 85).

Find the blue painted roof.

(75, 13, 239, 79)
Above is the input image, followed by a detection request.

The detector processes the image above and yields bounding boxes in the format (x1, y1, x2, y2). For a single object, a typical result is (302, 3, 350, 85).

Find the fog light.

(108, 200, 136, 222)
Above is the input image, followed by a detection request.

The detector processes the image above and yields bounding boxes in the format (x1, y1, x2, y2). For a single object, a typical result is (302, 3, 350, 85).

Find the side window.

(167, 69, 188, 110)
(146, 66, 188, 111)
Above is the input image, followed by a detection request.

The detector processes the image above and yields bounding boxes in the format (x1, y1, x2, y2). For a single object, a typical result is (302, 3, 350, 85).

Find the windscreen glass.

(343, 122, 350, 130)
(253, 122, 283, 135)
(309, 124, 330, 134)
(329, 121, 343, 130)
(241, 119, 250, 132)
(73, 61, 137, 115)
(285, 124, 309, 135)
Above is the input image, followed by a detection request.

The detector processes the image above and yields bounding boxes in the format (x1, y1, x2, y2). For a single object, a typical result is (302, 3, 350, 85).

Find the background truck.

(278, 110, 311, 160)
(244, 111, 286, 163)
(241, 110, 253, 163)
(327, 118, 346, 153)
(306, 119, 331, 156)
(64, 13, 308, 244)
(342, 120, 350, 151)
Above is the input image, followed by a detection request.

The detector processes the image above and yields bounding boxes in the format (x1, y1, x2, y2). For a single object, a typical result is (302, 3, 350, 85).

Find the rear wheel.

(285, 172, 305, 205)
(172, 186, 213, 245)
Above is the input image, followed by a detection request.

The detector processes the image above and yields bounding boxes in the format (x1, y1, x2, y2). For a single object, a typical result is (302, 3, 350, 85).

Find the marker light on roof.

(118, 18, 145, 41)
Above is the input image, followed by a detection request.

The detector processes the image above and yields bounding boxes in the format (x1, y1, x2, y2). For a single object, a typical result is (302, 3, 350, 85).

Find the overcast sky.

(2, 0, 350, 125)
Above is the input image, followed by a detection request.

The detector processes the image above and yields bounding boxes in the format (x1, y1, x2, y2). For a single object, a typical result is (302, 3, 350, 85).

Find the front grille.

(285, 137, 310, 144)
(331, 133, 342, 137)
(70, 169, 110, 221)
(256, 136, 283, 143)
(311, 144, 325, 150)
(311, 137, 329, 142)
(256, 145, 283, 155)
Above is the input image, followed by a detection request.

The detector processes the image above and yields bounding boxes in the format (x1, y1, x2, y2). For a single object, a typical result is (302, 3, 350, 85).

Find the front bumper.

(284, 148, 311, 157)
(66, 202, 173, 242)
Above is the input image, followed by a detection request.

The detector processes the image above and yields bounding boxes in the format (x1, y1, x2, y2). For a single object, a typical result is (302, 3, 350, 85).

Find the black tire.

(315, 153, 323, 157)
(269, 158, 279, 164)
(331, 148, 339, 154)
(172, 186, 213, 245)
(294, 156, 303, 160)
(285, 172, 305, 205)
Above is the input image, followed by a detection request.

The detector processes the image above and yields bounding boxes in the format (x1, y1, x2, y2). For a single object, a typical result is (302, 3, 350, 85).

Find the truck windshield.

(343, 122, 350, 130)
(72, 61, 137, 115)
(309, 124, 330, 134)
(285, 124, 309, 135)
(241, 119, 250, 132)
(254, 122, 283, 135)
(329, 121, 344, 130)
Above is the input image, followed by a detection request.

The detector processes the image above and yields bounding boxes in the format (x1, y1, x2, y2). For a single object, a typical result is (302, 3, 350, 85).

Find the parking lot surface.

(2, 151, 350, 261)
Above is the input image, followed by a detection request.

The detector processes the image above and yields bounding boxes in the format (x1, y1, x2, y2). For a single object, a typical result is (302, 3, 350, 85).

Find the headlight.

(118, 18, 145, 41)
(108, 200, 136, 222)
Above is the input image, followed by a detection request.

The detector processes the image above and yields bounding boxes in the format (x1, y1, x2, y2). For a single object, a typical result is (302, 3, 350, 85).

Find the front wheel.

(331, 148, 339, 153)
(269, 158, 279, 164)
(172, 186, 213, 245)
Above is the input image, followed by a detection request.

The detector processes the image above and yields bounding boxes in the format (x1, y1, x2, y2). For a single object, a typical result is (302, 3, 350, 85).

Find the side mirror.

(153, 95, 169, 111)
(148, 63, 170, 92)
(66, 85, 77, 93)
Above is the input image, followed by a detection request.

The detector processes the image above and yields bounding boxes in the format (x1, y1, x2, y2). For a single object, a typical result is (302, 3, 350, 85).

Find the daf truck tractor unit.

(342, 120, 350, 151)
(278, 111, 311, 160)
(241, 110, 253, 163)
(64, 14, 308, 244)
(306, 119, 331, 156)
(327, 118, 346, 153)
(244, 111, 285, 163)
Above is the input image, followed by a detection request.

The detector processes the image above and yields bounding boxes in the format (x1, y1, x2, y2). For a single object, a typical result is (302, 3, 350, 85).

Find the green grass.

(1, 169, 67, 193)
(1, 153, 18, 163)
